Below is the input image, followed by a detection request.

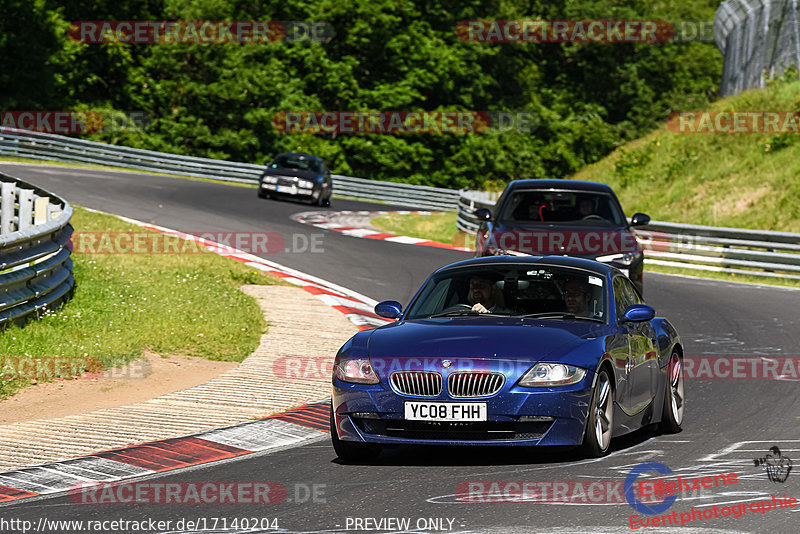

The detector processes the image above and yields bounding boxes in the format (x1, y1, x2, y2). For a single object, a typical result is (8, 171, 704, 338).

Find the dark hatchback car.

(258, 152, 332, 207)
(474, 179, 650, 292)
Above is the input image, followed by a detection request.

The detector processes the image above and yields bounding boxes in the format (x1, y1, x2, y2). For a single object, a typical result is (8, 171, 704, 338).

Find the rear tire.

(659, 352, 684, 433)
(582, 368, 614, 457)
(330, 408, 381, 462)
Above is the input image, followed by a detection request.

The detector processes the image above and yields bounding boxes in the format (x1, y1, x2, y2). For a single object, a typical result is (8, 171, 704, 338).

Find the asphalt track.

(1, 162, 799, 533)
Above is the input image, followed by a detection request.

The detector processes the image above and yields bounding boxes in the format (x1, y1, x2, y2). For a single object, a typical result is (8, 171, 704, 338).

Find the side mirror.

(474, 208, 492, 221)
(621, 304, 655, 323)
(630, 212, 651, 226)
(375, 300, 403, 319)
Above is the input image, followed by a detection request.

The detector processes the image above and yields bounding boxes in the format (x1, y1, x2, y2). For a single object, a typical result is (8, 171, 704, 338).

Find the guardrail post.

(1, 182, 15, 234)
(34, 196, 49, 225)
(17, 188, 34, 230)
(47, 204, 62, 220)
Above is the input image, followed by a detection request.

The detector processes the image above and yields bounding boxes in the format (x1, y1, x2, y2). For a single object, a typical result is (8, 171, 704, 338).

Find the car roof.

(434, 255, 617, 276)
(505, 179, 614, 194)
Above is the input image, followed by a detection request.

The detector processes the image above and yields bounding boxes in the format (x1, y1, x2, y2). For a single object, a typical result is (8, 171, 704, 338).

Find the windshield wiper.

(516, 312, 603, 323)
(428, 310, 482, 318)
(428, 310, 517, 318)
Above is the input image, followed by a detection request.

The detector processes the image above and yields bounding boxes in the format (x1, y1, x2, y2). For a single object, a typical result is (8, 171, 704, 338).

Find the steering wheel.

(582, 214, 605, 221)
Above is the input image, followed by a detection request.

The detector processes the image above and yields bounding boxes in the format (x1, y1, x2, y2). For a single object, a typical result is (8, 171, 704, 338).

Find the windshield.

(271, 154, 321, 173)
(499, 190, 625, 226)
(405, 264, 606, 321)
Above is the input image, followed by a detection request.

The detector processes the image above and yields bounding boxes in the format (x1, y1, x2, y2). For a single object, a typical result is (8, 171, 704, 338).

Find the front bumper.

(332, 376, 595, 447)
(260, 182, 319, 199)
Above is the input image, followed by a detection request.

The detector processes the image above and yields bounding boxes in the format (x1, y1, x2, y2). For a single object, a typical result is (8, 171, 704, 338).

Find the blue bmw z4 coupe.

(331, 255, 685, 461)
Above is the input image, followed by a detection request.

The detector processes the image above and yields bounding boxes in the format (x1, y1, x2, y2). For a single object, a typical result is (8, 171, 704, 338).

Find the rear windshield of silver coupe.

(500, 190, 625, 226)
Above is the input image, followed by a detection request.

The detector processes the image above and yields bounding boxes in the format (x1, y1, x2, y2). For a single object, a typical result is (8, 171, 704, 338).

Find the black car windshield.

(271, 154, 321, 173)
(499, 190, 625, 226)
(405, 265, 606, 321)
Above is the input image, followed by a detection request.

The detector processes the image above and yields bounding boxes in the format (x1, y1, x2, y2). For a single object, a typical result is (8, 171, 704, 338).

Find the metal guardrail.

(0, 172, 74, 327)
(332, 175, 460, 211)
(0, 128, 459, 211)
(457, 190, 800, 281)
(456, 190, 497, 233)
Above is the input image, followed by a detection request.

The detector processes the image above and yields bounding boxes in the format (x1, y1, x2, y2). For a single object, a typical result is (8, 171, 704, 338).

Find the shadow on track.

(331, 424, 665, 467)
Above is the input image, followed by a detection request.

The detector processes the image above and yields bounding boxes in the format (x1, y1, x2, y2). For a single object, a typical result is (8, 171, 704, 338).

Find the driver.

(564, 278, 593, 317)
(468, 274, 511, 314)
(578, 198, 595, 218)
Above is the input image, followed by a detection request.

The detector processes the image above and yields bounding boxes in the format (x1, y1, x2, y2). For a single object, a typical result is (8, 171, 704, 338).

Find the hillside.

(571, 78, 800, 232)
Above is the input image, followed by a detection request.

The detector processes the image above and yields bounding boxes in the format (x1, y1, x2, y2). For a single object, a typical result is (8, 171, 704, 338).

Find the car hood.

(366, 317, 608, 370)
(262, 168, 320, 181)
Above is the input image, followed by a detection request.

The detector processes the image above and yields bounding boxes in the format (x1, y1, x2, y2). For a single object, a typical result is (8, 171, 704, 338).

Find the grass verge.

(570, 78, 800, 232)
(371, 211, 472, 247)
(0, 206, 285, 399)
(644, 263, 800, 289)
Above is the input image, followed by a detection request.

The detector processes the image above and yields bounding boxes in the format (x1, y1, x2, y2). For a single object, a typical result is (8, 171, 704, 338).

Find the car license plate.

(276, 185, 296, 194)
(404, 401, 487, 421)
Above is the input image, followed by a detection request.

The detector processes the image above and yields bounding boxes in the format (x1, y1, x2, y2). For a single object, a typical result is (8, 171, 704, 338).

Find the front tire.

(330, 408, 381, 462)
(659, 352, 685, 433)
(257, 188, 268, 199)
(582, 368, 614, 457)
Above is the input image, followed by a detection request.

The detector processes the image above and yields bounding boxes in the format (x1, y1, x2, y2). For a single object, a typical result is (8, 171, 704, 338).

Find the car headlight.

(263, 176, 278, 184)
(518, 363, 587, 387)
(298, 180, 314, 189)
(335, 358, 379, 384)
(595, 251, 642, 266)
